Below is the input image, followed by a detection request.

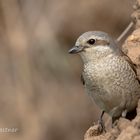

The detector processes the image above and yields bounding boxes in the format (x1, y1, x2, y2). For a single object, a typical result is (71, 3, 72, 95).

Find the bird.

(68, 31, 140, 130)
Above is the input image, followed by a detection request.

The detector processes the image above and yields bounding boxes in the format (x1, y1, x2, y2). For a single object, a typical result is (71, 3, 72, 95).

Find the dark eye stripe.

(95, 39, 110, 46)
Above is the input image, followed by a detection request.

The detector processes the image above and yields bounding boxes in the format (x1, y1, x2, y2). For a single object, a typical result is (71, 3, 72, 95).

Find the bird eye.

(87, 39, 96, 45)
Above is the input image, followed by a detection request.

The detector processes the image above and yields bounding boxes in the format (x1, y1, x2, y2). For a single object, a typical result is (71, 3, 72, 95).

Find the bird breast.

(83, 55, 140, 115)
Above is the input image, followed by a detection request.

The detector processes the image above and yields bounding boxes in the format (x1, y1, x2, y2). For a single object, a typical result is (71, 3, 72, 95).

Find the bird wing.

(121, 51, 140, 83)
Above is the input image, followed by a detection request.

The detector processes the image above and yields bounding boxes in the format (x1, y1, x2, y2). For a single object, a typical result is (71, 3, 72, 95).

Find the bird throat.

(80, 45, 114, 64)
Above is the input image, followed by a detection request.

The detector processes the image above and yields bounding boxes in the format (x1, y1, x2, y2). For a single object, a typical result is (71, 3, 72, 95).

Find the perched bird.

(69, 31, 140, 129)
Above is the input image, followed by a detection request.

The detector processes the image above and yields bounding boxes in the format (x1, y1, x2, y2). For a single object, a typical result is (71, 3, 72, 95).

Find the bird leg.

(111, 117, 119, 128)
(111, 110, 127, 127)
(98, 110, 106, 132)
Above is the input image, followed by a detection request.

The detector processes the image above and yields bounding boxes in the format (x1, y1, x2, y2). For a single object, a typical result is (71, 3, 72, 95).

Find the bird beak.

(68, 46, 84, 54)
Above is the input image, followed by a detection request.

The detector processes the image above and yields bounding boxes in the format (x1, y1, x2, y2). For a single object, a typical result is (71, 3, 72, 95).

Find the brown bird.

(69, 31, 140, 130)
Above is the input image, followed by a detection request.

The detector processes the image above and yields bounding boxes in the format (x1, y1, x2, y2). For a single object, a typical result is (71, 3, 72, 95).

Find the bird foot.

(98, 118, 106, 133)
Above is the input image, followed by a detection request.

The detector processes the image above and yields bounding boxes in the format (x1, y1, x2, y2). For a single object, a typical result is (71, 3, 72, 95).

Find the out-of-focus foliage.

(0, 0, 133, 140)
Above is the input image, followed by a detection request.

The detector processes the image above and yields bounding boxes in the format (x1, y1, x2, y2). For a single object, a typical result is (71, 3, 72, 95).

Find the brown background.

(0, 0, 134, 140)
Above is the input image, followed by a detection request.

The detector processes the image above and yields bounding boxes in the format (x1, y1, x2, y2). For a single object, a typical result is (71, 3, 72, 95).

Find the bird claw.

(98, 118, 106, 133)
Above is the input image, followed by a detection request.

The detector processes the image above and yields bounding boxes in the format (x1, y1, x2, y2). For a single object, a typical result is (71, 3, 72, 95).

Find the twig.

(117, 21, 134, 42)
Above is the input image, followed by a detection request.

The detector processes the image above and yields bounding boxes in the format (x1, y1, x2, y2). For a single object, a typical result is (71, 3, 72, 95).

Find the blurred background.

(0, 0, 134, 140)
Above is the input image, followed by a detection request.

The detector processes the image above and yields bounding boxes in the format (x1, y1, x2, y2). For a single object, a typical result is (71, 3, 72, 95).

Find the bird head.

(69, 31, 120, 63)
